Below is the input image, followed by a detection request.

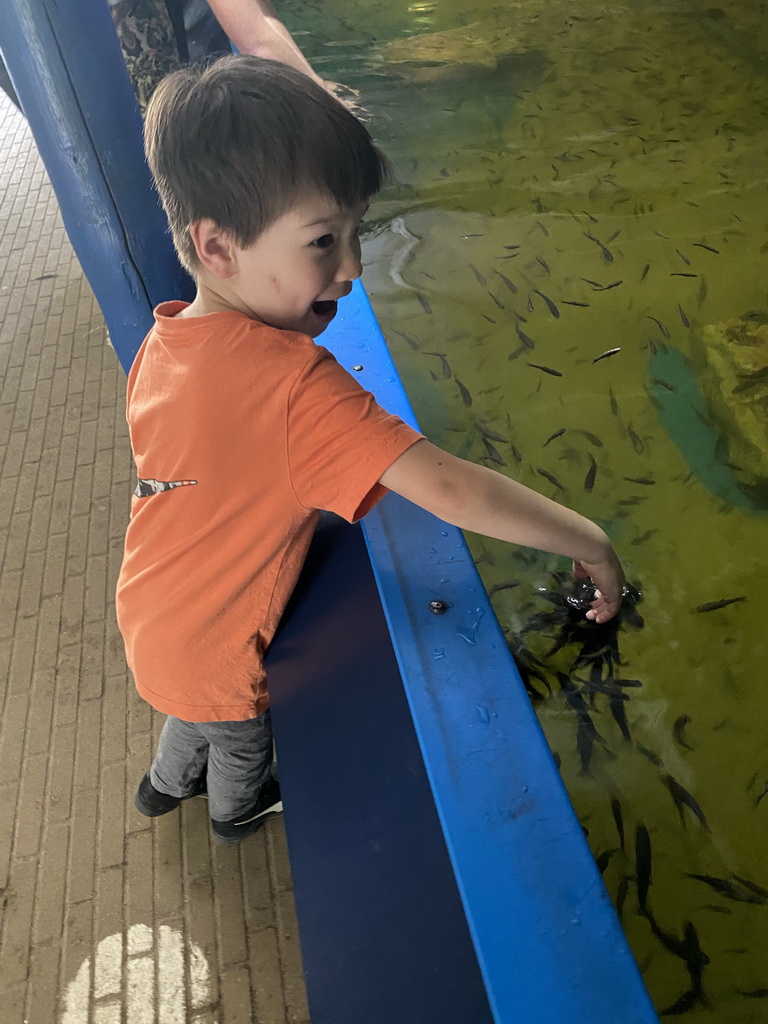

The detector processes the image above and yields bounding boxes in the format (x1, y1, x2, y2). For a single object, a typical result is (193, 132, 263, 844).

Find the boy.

(117, 55, 625, 845)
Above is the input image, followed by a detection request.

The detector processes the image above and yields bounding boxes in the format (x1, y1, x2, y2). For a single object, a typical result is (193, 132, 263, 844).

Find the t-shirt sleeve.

(286, 347, 424, 522)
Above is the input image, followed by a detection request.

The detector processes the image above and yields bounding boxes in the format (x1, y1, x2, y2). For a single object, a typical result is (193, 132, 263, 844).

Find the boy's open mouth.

(311, 299, 337, 318)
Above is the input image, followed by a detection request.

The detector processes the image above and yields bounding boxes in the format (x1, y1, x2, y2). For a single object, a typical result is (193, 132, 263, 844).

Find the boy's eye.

(311, 234, 335, 249)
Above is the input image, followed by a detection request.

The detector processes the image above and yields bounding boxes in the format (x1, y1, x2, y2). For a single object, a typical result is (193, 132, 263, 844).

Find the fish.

(455, 378, 472, 407)
(672, 714, 693, 750)
(503, 244, 521, 250)
(697, 277, 708, 307)
(606, 229, 621, 243)
(495, 271, 518, 293)
(670, 272, 698, 278)
(536, 256, 550, 275)
(647, 315, 670, 338)
(617, 496, 647, 506)
(535, 221, 549, 237)
(678, 304, 690, 327)
(481, 313, 496, 324)
(637, 745, 663, 767)
(609, 388, 619, 417)
(611, 797, 625, 850)
(584, 231, 614, 263)
(482, 437, 506, 465)
(543, 428, 566, 446)
(584, 453, 597, 492)
(488, 291, 505, 309)
(686, 874, 768, 905)
(664, 775, 709, 830)
(624, 476, 655, 485)
(469, 263, 487, 286)
(631, 529, 658, 545)
(424, 351, 451, 378)
(515, 324, 535, 350)
(595, 849, 615, 875)
(594, 280, 623, 291)
(593, 347, 621, 363)
(609, 694, 631, 741)
(536, 467, 565, 490)
(33, 273, 58, 280)
(487, 581, 520, 596)
(572, 430, 604, 447)
(635, 825, 652, 910)
(627, 424, 644, 453)
(616, 875, 631, 921)
(693, 242, 720, 254)
(676, 248, 691, 266)
(695, 596, 745, 612)
(417, 292, 432, 314)
(509, 443, 523, 463)
(391, 328, 420, 350)
(640, 263, 650, 281)
(478, 423, 508, 443)
(561, 300, 590, 307)
(534, 289, 560, 319)
(582, 277, 604, 288)
(651, 378, 676, 392)
(527, 363, 563, 377)
(739, 990, 768, 998)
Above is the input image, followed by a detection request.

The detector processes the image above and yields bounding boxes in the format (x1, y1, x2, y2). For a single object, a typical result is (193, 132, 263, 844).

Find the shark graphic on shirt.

(134, 478, 198, 498)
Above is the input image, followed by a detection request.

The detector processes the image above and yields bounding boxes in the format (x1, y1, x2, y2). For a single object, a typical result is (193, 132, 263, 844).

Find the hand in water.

(574, 548, 626, 623)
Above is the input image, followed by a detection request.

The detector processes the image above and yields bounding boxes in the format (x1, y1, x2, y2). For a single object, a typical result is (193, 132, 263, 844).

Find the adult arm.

(379, 439, 625, 623)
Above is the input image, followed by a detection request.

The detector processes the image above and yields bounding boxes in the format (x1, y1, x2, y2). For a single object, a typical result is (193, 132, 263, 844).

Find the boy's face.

(228, 193, 369, 338)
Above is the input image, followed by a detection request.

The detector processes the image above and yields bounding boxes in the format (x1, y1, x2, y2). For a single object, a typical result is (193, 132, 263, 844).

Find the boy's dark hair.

(144, 56, 390, 271)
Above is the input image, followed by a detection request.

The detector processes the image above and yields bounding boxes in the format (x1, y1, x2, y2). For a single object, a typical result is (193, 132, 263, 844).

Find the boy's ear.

(188, 219, 238, 278)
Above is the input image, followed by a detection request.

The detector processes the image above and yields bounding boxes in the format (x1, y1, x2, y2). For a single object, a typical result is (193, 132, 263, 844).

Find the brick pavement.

(0, 92, 309, 1024)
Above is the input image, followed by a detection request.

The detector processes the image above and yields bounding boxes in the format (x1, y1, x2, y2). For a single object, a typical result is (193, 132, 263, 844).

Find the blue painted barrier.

(0, 3, 660, 1019)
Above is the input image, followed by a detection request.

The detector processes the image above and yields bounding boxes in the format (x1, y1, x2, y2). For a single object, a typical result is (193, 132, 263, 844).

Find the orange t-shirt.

(116, 302, 422, 722)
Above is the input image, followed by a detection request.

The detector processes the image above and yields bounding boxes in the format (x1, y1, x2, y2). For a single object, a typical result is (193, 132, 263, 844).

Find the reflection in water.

(288, 0, 768, 1018)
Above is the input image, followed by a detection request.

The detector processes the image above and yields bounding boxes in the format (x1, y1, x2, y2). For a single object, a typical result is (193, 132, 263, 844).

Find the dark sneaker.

(211, 778, 283, 845)
(134, 772, 208, 817)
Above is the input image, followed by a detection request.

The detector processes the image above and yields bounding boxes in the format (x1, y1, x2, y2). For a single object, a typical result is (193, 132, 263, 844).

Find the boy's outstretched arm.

(379, 440, 625, 623)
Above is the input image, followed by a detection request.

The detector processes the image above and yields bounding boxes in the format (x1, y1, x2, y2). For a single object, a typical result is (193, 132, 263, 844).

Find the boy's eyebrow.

(302, 204, 370, 229)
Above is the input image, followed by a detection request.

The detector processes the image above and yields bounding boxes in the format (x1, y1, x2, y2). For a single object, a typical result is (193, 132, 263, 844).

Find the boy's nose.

(335, 243, 362, 283)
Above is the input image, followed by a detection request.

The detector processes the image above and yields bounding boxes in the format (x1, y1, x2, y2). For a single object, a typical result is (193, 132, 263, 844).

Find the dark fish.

(495, 271, 518, 293)
(455, 378, 472, 407)
(536, 255, 550, 275)
(503, 244, 521, 250)
(543, 428, 566, 446)
(686, 874, 768, 905)
(635, 825, 652, 910)
(595, 849, 615, 875)
(672, 714, 693, 750)
(664, 775, 709, 830)
(627, 424, 644, 454)
(33, 273, 58, 280)
(617, 496, 646, 506)
(611, 797, 625, 850)
(640, 263, 650, 281)
(391, 328, 420, 350)
(693, 242, 720, 254)
(739, 990, 768, 998)
(584, 231, 614, 263)
(625, 475, 655, 484)
(670, 272, 698, 277)
(697, 277, 708, 307)
(526, 293, 535, 313)
(582, 277, 603, 288)
(609, 388, 619, 417)
(584, 453, 597, 492)
(695, 596, 745, 613)
(678, 304, 690, 327)
(594, 280, 622, 291)
(515, 324, 536, 350)
(637, 745, 663, 767)
(609, 694, 631, 741)
(417, 292, 432, 314)
(424, 351, 451, 378)
(561, 300, 590, 307)
(651, 377, 676, 392)
(573, 430, 604, 447)
(606, 229, 621, 243)
(487, 581, 520, 597)
(536, 467, 565, 490)
(488, 291, 505, 309)
(535, 220, 550, 237)
(509, 443, 523, 463)
(527, 363, 563, 377)
(616, 875, 631, 921)
(631, 528, 658, 546)
(482, 437, 506, 465)
(647, 315, 670, 338)
(534, 289, 560, 319)
(593, 347, 621, 363)
(478, 423, 508, 443)
(676, 248, 691, 265)
(481, 313, 496, 324)
(440, 167, 449, 177)
(469, 263, 487, 286)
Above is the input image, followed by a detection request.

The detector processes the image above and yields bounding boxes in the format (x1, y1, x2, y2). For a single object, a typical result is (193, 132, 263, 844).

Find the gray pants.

(150, 710, 273, 822)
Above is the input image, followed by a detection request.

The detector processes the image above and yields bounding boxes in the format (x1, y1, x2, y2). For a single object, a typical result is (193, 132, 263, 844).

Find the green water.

(287, 0, 768, 1017)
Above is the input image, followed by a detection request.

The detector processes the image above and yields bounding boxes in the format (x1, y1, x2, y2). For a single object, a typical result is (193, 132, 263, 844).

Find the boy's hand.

(574, 551, 625, 624)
